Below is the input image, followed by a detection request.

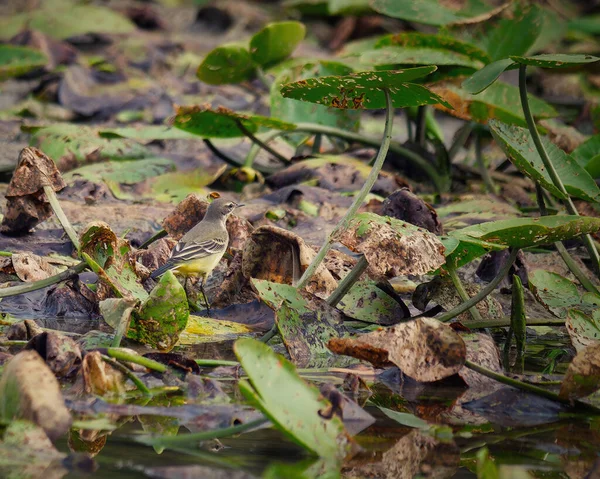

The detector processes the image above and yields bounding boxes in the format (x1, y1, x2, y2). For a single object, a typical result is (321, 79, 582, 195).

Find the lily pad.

(250, 21, 306, 68)
(0, 45, 47, 80)
(280, 67, 453, 109)
(489, 119, 600, 203)
(127, 270, 190, 351)
(235, 338, 350, 459)
(451, 215, 600, 250)
(172, 105, 296, 138)
(197, 44, 256, 85)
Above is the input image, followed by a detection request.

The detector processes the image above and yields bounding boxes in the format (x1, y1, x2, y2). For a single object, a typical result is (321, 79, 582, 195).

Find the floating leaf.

(559, 342, 600, 401)
(370, 0, 509, 26)
(452, 216, 600, 249)
(0, 45, 47, 80)
(337, 280, 407, 325)
(271, 61, 360, 146)
(0, 0, 135, 40)
(337, 212, 446, 276)
(430, 81, 557, 126)
(179, 316, 253, 345)
(529, 269, 585, 318)
(234, 338, 350, 459)
(489, 120, 600, 202)
(128, 270, 190, 351)
(328, 317, 466, 382)
(196, 44, 256, 85)
(249, 21, 306, 68)
(173, 105, 296, 138)
(280, 67, 453, 109)
(567, 307, 600, 352)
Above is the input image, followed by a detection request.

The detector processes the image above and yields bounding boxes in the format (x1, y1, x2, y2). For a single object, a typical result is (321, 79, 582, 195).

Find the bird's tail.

(150, 261, 175, 279)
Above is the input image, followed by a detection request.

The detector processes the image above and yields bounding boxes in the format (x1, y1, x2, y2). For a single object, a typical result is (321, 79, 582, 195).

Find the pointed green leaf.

(234, 338, 350, 459)
(462, 58, 515, 94)
(249, 21, 305, 68)
(489, 120, 600, 203)
(572, 134, 600, 171)
(197, 44, 255, 85)
(280, 67, 452, 110)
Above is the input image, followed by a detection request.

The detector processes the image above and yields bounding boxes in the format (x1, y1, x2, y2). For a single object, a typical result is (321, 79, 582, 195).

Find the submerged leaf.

(235, 338, 350, 459)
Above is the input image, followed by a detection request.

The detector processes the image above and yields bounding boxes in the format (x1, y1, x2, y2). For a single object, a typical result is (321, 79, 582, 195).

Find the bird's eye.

(227, 202, 234, 208)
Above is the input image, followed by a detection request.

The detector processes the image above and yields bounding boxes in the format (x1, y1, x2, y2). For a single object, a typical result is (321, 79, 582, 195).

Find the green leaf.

(510, 53, 600, 68)
(98, 126, 199, 141)
(0, 0, 135, 40)
(569, 14, 600, 35)
(271, 61, 360, 146)
(65, 158, 175, 185)
(452, 216, 600, 249)
(567, 308, 600, 352)
(378, 407, 430, 429)
(484, 3, 543, 61)
(197, 44, 255, 85)
(249, 21, 306, 68)
(489, 120, 600, 203)
(0, 45, 47, 81)
(127, 270, 190, 351)
(571, 134, 600, 171)
(280, 67, 453, 109)
(144, 166, 227, 204)
(234, 338, 349, 459)
(337, 279, 406, 325)
(584, 155, 600, 179)
(462, 58, 515, 94)
(440, 235, 505, 270)
(360, 47, 482, 69)
(370, 0, 507, 26)
(430, 81, 557, 126)
(179, 316, 252, 345)
(329, 0, 371, 14)
(173, 105, 296, 138)
(529, 269, 585, 319)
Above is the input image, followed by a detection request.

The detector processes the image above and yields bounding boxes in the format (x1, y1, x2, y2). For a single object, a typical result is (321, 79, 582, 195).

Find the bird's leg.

(199, 274, 211, 316)
(184, 277, 201, 312)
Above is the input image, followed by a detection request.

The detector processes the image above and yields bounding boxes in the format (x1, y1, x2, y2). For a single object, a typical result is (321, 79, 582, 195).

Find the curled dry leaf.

(1, 147, 66, 235)
(0, 350, 72, 441)
(12, 252, 58, 282)
(337, 212, 445, 278)
(328, 318, 466, 382)
(559, 342, 600, 401)
(162, 193, 253, 250)
(243, 225, 338, 297)
(80, 351, 125, 396)
(25, 331, 82, 378)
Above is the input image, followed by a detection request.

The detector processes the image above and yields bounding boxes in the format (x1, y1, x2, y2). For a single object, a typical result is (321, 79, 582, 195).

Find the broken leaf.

(0, 350, 72, 441)
(328, 317, 466, 382)
(11, 252, 58, 282)
(234, 338, 350, 459)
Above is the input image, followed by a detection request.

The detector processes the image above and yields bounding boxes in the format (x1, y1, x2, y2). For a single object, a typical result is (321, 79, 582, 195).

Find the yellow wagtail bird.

(150, 197, 243, 312)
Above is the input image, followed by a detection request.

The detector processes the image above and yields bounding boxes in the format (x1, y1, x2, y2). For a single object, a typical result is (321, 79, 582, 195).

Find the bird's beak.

(235, 203, 245, 208)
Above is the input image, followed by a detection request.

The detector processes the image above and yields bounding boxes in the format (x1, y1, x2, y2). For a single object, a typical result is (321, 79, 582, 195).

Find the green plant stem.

(475, 133, 496, 194)
(259, 324, 278, 343)
(447, 265, 483, 322)
(81, 253, 124, 299)
(106, 348, 167, 373)
(0, 261, 87, 298)
(137, 417, 269, 447)
(195, 359, 240, 367)
(326, 255, 369, 307)
(438, 249, 519, 322)
(0, 340, 28, 347)
(519, 64, 600, 276)
(101, 355, 151, 395)
(405, 111, 414, 142)
(0, 251, 12, 257)
(448, 122, 474, 161)
(464, 359, 600, 413)
(255, 67, 273, 90)
(536, 184, 600, 295)
(312, 133, 322, 155)
(293, 122, 447, 193)
(295, 89, 394, 290)
(415, 106, 427, 147)
(111, 303, 136, 349)
(466, 316, 565, 329)
(43, 185, 80, 251)
(139, 229, 167, 250)
(203, 139, 277, 173)
(235, 120, 290, 164)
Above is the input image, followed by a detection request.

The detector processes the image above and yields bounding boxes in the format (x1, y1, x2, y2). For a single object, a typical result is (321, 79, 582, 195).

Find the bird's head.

(206, 197, 243, 220)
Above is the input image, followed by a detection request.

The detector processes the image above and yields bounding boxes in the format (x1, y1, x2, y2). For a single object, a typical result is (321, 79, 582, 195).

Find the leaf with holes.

(280, 68, 452, 110)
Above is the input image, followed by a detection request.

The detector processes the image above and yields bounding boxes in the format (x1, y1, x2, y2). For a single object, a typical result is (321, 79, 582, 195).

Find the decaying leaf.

(11, 252, 58, 282)
(559, 342, 600, 401)
(381, 188, 444, 234)
(458, 333, 502, 391)
(337, 212, 446, 278)
(161, 193, 253, 250)
(79, 351, 125, 396)
(25, 331, 82, 378)
(0, 350, 72, 441)
(1, 147, 65, 235)
(328, 318, 466, 382)
(566, 306, 600, 352)
(243, 225, 338, 297)
(127, 270, 189, 351)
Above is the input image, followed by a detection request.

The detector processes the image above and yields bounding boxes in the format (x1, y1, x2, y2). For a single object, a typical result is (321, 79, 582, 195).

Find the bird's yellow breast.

(172, 252, 224, 277)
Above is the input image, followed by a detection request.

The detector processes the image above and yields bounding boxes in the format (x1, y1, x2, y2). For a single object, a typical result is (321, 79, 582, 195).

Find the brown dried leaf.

(6, 319, 44, 340)
(328, 318, 466, 382)
(337, 212, 446, 277)
(0, 350, 72, 441)
(559, 342, 600, 401)
(243, 225, 338, 297)
(12, 252, 58, 282)
(25, 332, 82, 378)
(80, 351, 125, 396)
(458, 333, 502, 391)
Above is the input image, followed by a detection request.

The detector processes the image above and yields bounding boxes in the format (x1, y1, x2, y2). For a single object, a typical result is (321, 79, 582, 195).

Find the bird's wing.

(170, 237, 227, 263)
